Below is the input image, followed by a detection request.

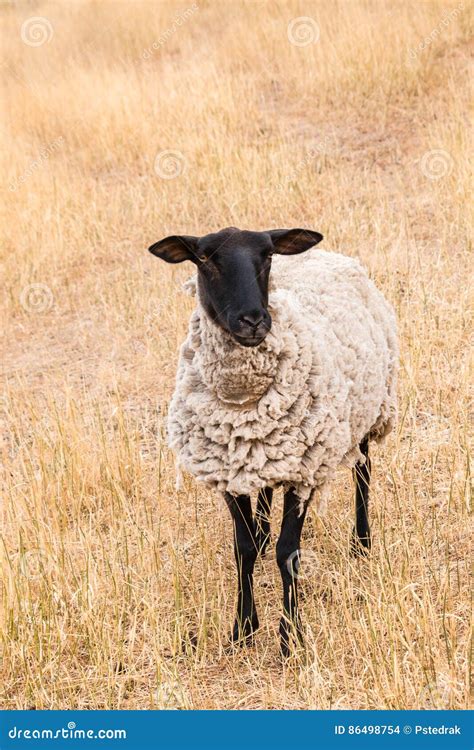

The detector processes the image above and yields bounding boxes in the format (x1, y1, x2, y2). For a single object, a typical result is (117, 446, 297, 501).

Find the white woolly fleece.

(168, 250, 398, 512)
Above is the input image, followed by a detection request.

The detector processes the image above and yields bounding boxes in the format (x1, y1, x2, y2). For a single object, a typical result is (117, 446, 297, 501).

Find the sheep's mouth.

(232, 332, 268, 347)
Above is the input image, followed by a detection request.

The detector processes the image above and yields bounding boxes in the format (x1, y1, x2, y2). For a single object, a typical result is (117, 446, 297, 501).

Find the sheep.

(148, 227, 398, 655)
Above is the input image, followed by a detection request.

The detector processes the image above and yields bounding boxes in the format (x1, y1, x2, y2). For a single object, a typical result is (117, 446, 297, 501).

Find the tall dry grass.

(1, 0, 472, 709)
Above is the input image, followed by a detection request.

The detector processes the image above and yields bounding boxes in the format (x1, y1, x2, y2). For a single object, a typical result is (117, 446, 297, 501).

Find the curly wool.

(168, 250, 398, 511)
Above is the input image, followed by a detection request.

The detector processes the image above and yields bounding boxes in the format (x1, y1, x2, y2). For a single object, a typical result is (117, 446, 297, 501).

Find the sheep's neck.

(195, 307, 281, 406)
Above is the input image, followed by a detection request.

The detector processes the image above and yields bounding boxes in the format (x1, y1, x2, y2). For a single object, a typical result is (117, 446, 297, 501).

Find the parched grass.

(1, 0, 472, 709)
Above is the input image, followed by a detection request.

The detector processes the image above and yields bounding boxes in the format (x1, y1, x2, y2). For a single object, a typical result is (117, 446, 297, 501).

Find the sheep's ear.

(148, 235, 199, 264)
(267, 228, 323, 255)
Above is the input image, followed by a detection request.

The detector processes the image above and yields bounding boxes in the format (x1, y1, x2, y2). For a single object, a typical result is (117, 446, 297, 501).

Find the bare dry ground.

(1, 0, 472, 709)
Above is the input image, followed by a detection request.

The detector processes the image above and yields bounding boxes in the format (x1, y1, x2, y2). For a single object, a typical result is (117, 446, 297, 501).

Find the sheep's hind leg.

(255, 487, 273, 556)
(225, 492, 259, 644)
(276, 488, 308, 657)
(351, 436, 371, 556)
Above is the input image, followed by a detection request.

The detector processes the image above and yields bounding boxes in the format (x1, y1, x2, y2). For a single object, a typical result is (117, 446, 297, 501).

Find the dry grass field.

(1, 0, 473, 710)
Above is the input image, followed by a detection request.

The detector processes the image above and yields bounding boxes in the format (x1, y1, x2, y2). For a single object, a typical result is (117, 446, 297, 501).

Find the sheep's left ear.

(267, 228, 323, 255)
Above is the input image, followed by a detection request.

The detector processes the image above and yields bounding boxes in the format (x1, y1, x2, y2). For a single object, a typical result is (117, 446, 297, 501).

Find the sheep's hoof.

(279, 617, 304, 658)
(229, 615, 259, 648)
(256, 532, 271, 558)
(350, 529, 371, 557)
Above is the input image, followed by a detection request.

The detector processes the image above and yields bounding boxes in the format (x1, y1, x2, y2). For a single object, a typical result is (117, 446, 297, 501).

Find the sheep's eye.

(197, 255, 208, 263)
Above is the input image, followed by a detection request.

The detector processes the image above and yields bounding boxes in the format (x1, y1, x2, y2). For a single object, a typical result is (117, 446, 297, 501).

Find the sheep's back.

(271, 250, 398, 447)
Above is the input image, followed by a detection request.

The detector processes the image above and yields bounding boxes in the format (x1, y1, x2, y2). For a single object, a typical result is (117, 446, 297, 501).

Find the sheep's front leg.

(351, 436, 371, 556)
(276, 487, 308, 657)
(255, 487, 273, 556)
(225, 492, 259, 643)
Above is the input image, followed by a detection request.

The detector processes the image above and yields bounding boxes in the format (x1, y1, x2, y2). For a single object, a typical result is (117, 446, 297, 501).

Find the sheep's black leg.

(351, 436, 371, 556)
(255, 487, 273, 556)
(225, 492, 259, 644)
(276, 487, 308, 657)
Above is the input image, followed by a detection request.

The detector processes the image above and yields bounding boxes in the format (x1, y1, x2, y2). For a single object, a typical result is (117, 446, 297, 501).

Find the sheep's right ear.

(148, 235, 199, 264)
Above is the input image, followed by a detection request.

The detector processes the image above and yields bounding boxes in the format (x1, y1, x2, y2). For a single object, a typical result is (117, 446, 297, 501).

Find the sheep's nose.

(239, 311, 265, 329)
